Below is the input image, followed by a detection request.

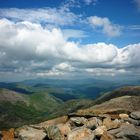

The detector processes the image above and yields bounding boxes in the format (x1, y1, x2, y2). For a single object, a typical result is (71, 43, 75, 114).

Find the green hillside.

(0, 88, 63, 129)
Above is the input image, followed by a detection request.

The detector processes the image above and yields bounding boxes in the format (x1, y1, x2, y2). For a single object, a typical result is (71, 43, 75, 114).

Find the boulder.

(15, 126, 46, 140)
(57, 123, 71, 136)
(46, 125, 65, 140)
(31, 116, 68, 129)
(130, 111, 140, 120)
(103, 117, 120, 130)
(84, 117, 102, 130)
(67, 127, 95, 140)
(70, 117, 87, 126)
(123, 117, 140, 126)
(1, 128, 14, 140)
(108, 124, 140, 139)
(94, 125, 107, 137)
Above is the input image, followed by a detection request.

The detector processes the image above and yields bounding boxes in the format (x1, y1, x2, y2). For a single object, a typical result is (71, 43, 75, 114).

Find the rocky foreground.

(1, 95, 140, 140)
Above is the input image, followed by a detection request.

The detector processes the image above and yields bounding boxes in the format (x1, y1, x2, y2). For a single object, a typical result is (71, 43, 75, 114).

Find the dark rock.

(124, 117, 140, 126)
(130, 111, 140, 120)
(108, 124, 140, 139)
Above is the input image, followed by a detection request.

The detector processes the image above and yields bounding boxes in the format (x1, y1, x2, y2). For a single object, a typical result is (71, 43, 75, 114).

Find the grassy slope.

(0, 101, 42, 129)
(0, 88, 63, 129)
(0, 87, 95, 129)
(29, 91, 63, 112)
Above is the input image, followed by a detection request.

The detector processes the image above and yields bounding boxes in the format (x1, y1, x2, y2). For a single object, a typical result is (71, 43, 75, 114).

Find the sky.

(0, 0, 140, 81)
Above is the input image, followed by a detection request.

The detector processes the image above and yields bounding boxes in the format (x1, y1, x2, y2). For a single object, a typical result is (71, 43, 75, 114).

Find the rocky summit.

(1, 95, 140, 140)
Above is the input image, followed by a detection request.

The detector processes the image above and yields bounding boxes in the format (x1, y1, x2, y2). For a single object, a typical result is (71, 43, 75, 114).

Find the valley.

(0, 78, 140, 130)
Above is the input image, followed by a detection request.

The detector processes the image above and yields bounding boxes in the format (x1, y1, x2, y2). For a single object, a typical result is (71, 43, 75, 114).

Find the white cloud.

(84, 0, 98, 5)
(62, 0, 81, 9)
(62, 0, 98, 8)
(36, 70, 64, 77)
(62, 29, 87, 39)
(127, 25, 140, 30)
(85, 68, 127, 76)
(0, 7, 78, 26)
(88, 16, 121, 37)
(0, 18, 140, 80)
(54, 63, 74, 72)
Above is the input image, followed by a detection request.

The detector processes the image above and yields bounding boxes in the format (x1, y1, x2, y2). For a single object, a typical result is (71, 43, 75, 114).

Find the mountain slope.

(1, 87, 140, 140)
(75, 95, 140, 117)
(1, 85, 140, 130)
(0, 88, 63, 129)
(0, 88, 29, 103)
(0, 88, 94, 129)
(72, 86, 140, 116)
(94, 86, 140, 104)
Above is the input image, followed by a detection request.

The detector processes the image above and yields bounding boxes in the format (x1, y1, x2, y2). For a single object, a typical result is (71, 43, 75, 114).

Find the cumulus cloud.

(88, 16, 121, 37)
(0, 18, 140, 80)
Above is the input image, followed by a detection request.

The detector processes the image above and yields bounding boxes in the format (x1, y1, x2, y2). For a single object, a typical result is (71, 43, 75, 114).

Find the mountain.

(0, 84, 140, 130)
(94, 86, 140, 104)
(0, 88, 63, 129)
(0, 87, 95, 129)
(21, 78, 140, 100)
(1, 86, 140, 140)
(1, 78, 140, 101)
(74, 95, 140, 116)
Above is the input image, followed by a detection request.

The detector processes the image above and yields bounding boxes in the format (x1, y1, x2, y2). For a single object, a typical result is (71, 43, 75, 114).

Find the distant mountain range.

(1, 78, 140, 100)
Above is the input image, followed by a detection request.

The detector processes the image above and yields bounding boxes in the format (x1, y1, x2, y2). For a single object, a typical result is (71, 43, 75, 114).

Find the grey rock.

(130, 111, 140, 120)
(124, 117, 140, 126)
(46, 125, 65, 140)
(15, 126, 46, 140)
(84, 117, 102, 130)
(70, 117, 87, 126)
(108, 124, 140, 139)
